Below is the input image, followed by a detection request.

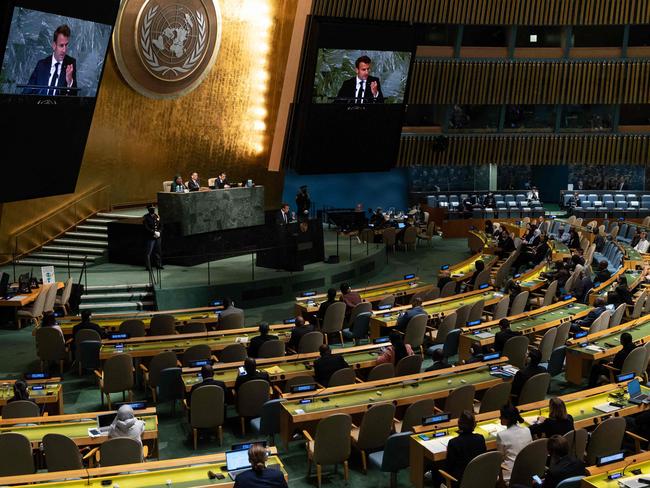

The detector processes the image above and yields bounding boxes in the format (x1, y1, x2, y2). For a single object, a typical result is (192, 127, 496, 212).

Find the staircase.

(15, 212, 134, 269)
(80, 283, 156, 315)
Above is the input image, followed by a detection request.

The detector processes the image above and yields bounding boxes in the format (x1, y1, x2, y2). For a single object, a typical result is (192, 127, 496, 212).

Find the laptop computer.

(97, 412, 116, 433)
(628, 379, 650, 404)
(225, 449, 252, 479)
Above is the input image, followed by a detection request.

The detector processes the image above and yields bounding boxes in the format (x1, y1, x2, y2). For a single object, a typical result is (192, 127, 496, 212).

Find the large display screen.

(0, 7, 112, 98)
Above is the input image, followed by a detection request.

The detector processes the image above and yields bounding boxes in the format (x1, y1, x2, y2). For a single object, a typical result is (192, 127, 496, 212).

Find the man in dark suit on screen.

(24, 24, 77, 96)
(335, 55, 384, 104)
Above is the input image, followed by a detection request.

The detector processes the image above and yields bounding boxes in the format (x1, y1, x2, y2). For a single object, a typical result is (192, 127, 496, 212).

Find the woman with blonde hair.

(233, 444, 287, 488)
(529, 397, 574, 439)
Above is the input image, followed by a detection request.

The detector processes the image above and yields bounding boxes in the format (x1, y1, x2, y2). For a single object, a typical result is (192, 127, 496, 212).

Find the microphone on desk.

(208, 470, 217, 479)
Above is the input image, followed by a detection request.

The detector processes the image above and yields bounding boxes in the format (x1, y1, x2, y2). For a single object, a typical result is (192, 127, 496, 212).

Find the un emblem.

(113, 0, 221, 99)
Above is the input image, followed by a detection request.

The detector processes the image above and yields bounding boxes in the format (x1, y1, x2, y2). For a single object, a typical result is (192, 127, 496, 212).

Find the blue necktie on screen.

(49, 62, 60, 95)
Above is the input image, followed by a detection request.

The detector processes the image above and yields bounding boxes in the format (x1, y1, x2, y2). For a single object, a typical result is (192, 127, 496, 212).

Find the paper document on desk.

(235, 337, 249, 344)
(593, 402, 620, 413)
(585, 345, 604, 352)
(422, 435, 453, 454)
(617, 476, 650, 488)
(522, 416, 540, 426)
(264, 366, 285, 374)
(8, 295, 27, 301)
(480, 422, 507, 436)
(475, 332, 494, 339)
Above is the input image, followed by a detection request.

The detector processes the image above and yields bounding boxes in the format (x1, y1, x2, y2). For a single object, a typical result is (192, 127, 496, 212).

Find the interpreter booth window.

(497, 165, 533, 191)
(462, 26, 509, 47)
(408, 165, 490, 192)
(448, 105, 500, 132)
(504, 105, 556, 131)
(620, 105, 650, 126)
(403, 104, 446, 127)
(416, 24, 458, 46)
(629, 26, 650, 46)
(571, 26, 624, 47)
(515, 26, 563, 48)
(560, 105, 614, 132)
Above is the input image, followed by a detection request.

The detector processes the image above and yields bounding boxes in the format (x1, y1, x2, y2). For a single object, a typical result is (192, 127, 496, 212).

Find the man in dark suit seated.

(494, 318, 520, 352)
(234, 358, 270, 391)
(71, 310, 106, 340)
(396, 297, 426, 332)
(187, 172, 201, 191)
(534, 435, 585, 488)
(511, 348, 547, 400)
(247, 322, 279, 358)
(425, 348, 449, 372)
(313, 344, 349, 387)
(214, 172, 229, 189)
(335, 55, 384, 104)
(588, 331, 637, 387)
(189, 364, 226, 400)
(288, 316, 315, 352)
(275, 203, 291, 225)
(570, 297, 606, 333)
(24, 24, 77, 96)
(218, 298, 244, 326)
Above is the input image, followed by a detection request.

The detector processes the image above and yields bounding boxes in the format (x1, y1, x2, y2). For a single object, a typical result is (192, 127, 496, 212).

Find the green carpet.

(0, 236, 580, 487)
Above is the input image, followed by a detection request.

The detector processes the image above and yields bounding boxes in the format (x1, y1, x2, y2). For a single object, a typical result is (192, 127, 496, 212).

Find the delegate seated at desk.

(214, 172, 230, 189)
(170, 175, 187, 193)
(188, 172, 201, 192)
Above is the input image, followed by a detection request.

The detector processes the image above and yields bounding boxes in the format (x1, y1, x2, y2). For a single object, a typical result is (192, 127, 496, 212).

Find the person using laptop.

(107, 405, 145, 452)
(588, 332, 637, 387)
(233, 444, 287, 487)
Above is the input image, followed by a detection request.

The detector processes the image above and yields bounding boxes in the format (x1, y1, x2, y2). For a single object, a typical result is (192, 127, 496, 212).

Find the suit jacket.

(575, 306, 606, 327)
(188, 179, 200, 191)
(215, 177, 228, 189)
(25, 54, 77, 95)
(219, 305, 244, 324)
(396, 307, 426, 332)
(234, 370, 270, 391)
(275, 210, 289, 225)
(233, 467, 288, 488)
(71, 321, 106, 340)
(143, 213, 162, 239)
(511, 364, 548, 398)
(529, 415, 574, 439)
(189, 378, 226, 400)
(335, 76, 384, 104)
(494, 329, 520, 352)
(248, 334, 279, 358)
(288, 324, 315, 351)
(313, 354, 349, 386)
(542, 456, 586, 488)
(446, 432, 487, 485)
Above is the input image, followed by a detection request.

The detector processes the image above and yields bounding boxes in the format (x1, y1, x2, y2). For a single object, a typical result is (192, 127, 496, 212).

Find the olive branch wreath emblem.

(140, 4, 207, 76)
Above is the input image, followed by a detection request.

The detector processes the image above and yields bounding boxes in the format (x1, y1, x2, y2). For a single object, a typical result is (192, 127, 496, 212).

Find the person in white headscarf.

(107, 405, 145, 448)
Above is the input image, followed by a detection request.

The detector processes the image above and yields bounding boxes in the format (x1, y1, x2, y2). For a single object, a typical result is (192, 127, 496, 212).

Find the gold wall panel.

(0, 0, 298, 254)
(408, 59, 650, 105)
(312, 0, 650, 25)
(397, 134, 650, 166)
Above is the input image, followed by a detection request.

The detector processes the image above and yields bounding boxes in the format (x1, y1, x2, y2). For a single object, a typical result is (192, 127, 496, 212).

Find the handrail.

(5, 185, 112, 265)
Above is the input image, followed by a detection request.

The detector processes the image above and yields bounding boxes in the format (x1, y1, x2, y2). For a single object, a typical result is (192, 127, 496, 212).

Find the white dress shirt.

(496, 424, 532, 482)
(635, 239, 649, 253)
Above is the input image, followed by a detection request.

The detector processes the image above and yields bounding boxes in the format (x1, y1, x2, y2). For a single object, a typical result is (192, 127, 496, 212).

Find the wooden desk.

(0, 408, 158, 456)
(583, 450, 650, 487)
(368, 288, 504, 339)
(294, 277, 435, 316)
(617, 241, 644, 270)
(409, 383, 650, 488)
(99, 324, 294, 361)
(501, 221, 527, 238)
(278, 360, 507, 449)
(0, 450, 285, 487)
(516, 262, 553, 292)
(458, 299, 591, 361)
(565, 314, 650, 385)
(443, 253, 498, 282)
(468, 230, 497, 254)
(0, 282, 64, 308)
(182, 343, 384, 391)
(0, 377, 64, 415)
(588, 269, 641, 305)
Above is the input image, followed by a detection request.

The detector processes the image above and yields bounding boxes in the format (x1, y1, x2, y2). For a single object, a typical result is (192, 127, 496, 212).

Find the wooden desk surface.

(588, 269, 640, 305)
(0, 377, 63, 414)
(0, 450, 285, 487)
(583, 450, 650, 487)
(0, 282, 63, 308)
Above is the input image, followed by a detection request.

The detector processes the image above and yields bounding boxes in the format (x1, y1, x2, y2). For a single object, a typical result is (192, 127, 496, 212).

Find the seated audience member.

(170, 175, 187, 192)
(219, 298, 244, 324)
(505, 280, 523, 309)
(287, 316, 315, 351)
(529, 397, 574, 439)
(215, 172, 229, 189)
(339, 282, 361, 314)
(425, 348, 449, 371)
(248, 322, 279, 358)
(7, 379, 36, 405)
(631, 229, 643, 248)
(189, 364, 226, 400)
(594, 260, 612, 283)
(497, 405, 532, 483)
(567, 229, 581, 250)
(573, 270, 594, 304)
(588, 332, 636, 387)
(437, 269, 455, 291)
(316, 288, 337, 324)
(369, 208, 385, 228)
(635, 231, 650, 253)
(188, 172, 201, 191)
(396, 297, 425, 332)
(484, 220, 495, 235)
(483, 193, 497, 209)
(550, 263, 571, 294)
(233, 444, 288, 488)
(444, 410, 487, 487)
(569, 249, 585, 271)
(465, 343, 485, 364)
(607, 278, 634, 306)
(527, 186, 540, 202)
(558, 226, 571, 245)
(72, 310, 106, 339)
(496, 230, 516, 259)
(107, 405, 145, 450)
(511, 348, 547, 399)
(567, 192, 581, 209)
(376, 331, 414, 366)
(494, 318, 520, 352)
(534, 435, 586, 488)
(468, 260, 485, 289)
(313, 344, 349, 387)
(571, 297, 606, 333)
(41, 313, 64, 340)
(234, 358, 270, 391)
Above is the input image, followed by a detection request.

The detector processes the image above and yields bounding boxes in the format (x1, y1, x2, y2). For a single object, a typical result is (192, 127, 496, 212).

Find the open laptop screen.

(97, 413, 116, 428)
(628, 379, 641, 397)
(226, 449, 251, 471)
